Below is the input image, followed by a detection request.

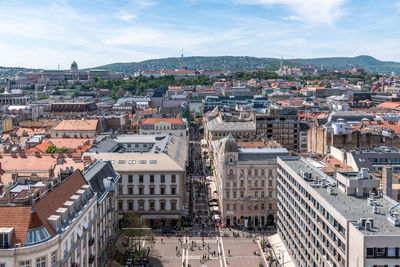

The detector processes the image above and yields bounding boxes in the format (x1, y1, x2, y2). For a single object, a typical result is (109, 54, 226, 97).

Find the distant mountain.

(2, 55, 400, 77)
(91, 55, 400, 75)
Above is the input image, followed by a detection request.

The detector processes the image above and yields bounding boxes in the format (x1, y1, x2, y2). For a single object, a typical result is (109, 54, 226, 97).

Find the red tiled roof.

(377, 102, 400, 111)
(141, 117, 185, 125)
(0, 206, 32, 246)
(33, 170, 88, 236)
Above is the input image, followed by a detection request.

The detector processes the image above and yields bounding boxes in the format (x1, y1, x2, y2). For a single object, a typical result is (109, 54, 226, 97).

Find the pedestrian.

(161, 238, 163, 243)
(228, 249, 231, 256)
(176, 246, 178, 251)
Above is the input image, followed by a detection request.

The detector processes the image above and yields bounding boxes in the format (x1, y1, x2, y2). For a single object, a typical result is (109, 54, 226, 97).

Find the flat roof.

(281, 157, 400, 235)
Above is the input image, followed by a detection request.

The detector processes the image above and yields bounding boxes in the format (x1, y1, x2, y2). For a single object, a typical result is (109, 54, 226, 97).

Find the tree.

(120, 214, 154, 255)
(45, 145, 57, 154)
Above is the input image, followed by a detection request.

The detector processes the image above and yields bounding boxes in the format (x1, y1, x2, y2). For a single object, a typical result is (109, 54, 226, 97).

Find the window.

(240, 191, 244, 198)
(233, 204, 236, 210)
(118, 201, 123, 210)
(128, 175, 133, 183)
(387, 247, 396, 257)
(229, 169, 233, 176)
(255, 180, 258, 187)
(226, 204, 230, 210)
(376, 248, 385, 257)
(150, 187, 155, 195)
(51, 251, 57, 265)
(128, 187, 133, 194)
(128, 160, 136, 164)
(268, 180, 272, 187)
(240, 205, 244, 210)
(261, 204, 265, 210)
(0, 233, 8, 248)
(255, 204, 258, 210)
(20, 261, 30, 267)
(139, 175, 144, 183)
(160, 202, 166, 211)
(261, 180, 265, 187)
(247, 169, 251, 176)
(261, 191, 265, 198)
(118, 160, 126, 164)
(229, 157, 233, 162)
(36, 257, 45, 267)
(233, 191, 237, 198)
(171, 175, 176, 183)
(160, 187, 165, 195)
(255, 191, 258, 198)
(269, 190, 273, 198)
(160, 175, 165, 183)
(139, 187, 144, 195)
(254, 169, 258, 176)
(269, 204, 273, 210)
(139, 201, 144, 211)
(128, 202, 133, 210)
(139, 160, 146, 164)
(171, 187, 176, 195)
(150, 160, 157, 164)
(149, 201, 155, 211)
(261, 169, 265, 176)
(170, 201, 177, 211)
(240, 180, 244, 187)
(150, 175, 154, 183)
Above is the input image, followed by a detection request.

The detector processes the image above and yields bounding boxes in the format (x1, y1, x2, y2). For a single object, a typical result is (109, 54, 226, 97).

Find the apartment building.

(139, 117, 187, 138)
(0, 170, 97, 267)
(277, 157, 400, 267)
(210, 134, 288, 227)
(83, 160, 120, 267)
(51, 120, 103, 138)
(253, 106, 306, 152)
(84, 134, 187, 227)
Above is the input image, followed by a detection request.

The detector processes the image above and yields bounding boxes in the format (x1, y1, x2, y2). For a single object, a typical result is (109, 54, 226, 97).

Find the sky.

(0, 0, 400, 69)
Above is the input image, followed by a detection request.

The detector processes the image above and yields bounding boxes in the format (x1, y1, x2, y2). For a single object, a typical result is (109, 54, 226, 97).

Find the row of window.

(367, 247, 400, 258)
(226, 203, 273, 211)
(119, 199, 177, 211)
(119, 185, 177, 195)
(225, 189, 274, 199)
(226, 179, 273, 188)
(239, 168, 274, 177)
(2, 253, 56, 267)
(122, 174, 177, 184)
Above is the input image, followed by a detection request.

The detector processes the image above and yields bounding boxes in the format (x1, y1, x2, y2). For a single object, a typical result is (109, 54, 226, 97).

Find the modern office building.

(210, 134, 288, 227)
(84, 134, 188, 227)
(277, 156, 400, 267)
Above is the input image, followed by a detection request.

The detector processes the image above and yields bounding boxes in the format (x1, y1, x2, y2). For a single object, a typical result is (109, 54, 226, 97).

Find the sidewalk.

(266, 234, 295, 267)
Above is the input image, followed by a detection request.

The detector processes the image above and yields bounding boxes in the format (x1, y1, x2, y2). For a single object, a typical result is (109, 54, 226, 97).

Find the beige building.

(0, 170, 98, 267)
(277, 157, 400, 267)
(210, 134, 288, 227)
(84, 134, 187, 227)
(139, 117, 187, 139)
(51, 120, 102, 138)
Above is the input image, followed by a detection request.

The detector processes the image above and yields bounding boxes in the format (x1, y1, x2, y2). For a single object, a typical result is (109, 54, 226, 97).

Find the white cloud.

(235, 0, 347, 25)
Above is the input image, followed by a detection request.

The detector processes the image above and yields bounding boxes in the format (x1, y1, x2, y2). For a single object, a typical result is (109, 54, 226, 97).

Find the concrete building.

(210, 134, 288, 227)
(84, 134, 188, 227)
(0, 170, 98, 267)
(83, 160, 120, 267)
(277, 157, 400, 267)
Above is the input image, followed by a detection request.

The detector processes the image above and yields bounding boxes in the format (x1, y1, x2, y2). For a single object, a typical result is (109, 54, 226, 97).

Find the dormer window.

(229, 158, 233, 163)
(0, 228, 13, 248)
(25, 226, 50, 245)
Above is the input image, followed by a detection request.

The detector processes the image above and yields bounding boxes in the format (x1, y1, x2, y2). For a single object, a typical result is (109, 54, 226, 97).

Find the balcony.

(89, 237, 95, 246)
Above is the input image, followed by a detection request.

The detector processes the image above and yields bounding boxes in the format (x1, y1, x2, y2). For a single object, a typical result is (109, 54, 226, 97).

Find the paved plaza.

(149, 234, 268, 267)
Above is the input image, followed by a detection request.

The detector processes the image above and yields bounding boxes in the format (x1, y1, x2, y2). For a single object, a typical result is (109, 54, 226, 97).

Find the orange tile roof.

(26, 140, 55, 154)
(359, 120, 400, 134)
(52, 120, 98, 131)
(141, 117, 185, 125)
(33, 170, 88, 236)
(16, 127, 48, 137)
(0, 206, 32, 246)
(377, 102, 400, 110)
(0, 154, 57, 172)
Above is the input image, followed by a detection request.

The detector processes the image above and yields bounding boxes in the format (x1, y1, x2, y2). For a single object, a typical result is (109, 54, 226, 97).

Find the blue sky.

(0, 0, 400, 69)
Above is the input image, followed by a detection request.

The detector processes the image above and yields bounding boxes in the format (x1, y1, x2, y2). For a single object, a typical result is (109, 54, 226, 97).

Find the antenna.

(180, 49, 184, 70)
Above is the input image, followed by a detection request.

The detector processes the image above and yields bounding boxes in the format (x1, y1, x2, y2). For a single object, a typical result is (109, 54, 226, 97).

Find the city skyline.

(1, 0, 400, 69)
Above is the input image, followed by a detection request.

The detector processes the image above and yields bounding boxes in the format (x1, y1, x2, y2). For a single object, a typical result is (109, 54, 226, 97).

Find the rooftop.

(281, 157, 400, 235)
(52, 120, 98, 132)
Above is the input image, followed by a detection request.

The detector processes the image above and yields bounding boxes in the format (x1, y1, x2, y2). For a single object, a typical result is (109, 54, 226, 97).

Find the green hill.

(91, 55, 400, 75)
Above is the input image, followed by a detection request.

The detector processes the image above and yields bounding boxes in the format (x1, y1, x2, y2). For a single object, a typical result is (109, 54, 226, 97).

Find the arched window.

(229, 169, 233, 176)
(229, 157, 233, 163)
(269, 204, 273, 210)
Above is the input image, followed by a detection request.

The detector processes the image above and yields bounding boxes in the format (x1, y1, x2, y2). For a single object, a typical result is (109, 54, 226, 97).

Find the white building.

(0, 170, 98, 267)
(277, 157, 400, 267)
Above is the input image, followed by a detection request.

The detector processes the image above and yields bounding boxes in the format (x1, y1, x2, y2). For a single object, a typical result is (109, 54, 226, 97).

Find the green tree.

(121, 214, 154, 254)
(45, 145, 57, 154)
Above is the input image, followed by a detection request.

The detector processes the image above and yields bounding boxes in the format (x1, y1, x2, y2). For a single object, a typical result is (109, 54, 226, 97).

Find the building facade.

(277, 157, 400, 267)
(84, 134, 188, 227)
(210, 134, 288, 227)
(0, 170, 98, 267)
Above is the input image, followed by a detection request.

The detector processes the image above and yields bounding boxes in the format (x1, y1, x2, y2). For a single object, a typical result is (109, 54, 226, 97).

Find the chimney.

(382, 166, 393, 198)
(11, 152, 17, 158)
(19, 151, 26, 158)
(34, 151, 41, 158)
(57, 153, 64, 165)
(4, 184, 11, 200)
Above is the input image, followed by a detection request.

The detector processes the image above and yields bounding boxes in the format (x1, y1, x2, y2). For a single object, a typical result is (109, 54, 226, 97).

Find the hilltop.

(2, 55, 400, 77)
(91, 55, 400, 75)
